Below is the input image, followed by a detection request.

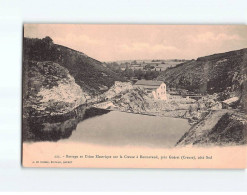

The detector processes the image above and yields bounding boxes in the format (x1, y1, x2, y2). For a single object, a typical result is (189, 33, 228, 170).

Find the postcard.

(22, 24, 247, 168)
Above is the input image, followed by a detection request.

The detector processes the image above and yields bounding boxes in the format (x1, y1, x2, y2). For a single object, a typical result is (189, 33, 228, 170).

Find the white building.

(134, 80, 167, 100)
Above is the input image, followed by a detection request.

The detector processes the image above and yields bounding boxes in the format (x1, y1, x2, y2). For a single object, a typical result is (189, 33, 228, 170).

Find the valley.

(22, 37, 247, 147)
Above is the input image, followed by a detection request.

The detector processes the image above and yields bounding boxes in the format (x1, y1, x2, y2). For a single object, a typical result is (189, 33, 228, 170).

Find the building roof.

(135, 80, 164, 86)
(223, 97, 239, 105)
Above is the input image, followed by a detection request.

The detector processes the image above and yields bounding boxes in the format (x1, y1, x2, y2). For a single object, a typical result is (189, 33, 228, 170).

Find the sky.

(24, 24, 247, 62)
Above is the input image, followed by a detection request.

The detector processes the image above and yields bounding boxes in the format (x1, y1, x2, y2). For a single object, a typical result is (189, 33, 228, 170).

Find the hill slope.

(23, 37, 125, 95)
(158, 48, 247, 94)
(176, 110, 247, 146)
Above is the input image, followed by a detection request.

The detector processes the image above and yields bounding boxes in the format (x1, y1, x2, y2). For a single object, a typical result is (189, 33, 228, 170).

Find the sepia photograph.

(22, 24, 247, 168)
(2, 0, 247, 192)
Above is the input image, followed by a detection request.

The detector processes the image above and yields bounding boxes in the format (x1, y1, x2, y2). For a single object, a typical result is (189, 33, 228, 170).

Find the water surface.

(61, 110, 190, 148)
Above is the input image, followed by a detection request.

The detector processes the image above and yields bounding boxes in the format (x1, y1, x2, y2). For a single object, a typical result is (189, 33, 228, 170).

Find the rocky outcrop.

(36, 74, 86, 115)
(102, 81, 133, 99)
(23, 61, 88, 117)
(195, 112, 247, 146)
(112, 87, 151, 113)
(176, 110, 247, 146)
(22, 60, 92, 141)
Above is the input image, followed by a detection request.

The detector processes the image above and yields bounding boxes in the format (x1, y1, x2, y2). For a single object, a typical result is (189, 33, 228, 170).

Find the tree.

(42, 36, 53, 45)
(115, 66, 122, 74)
(128, 69, 134, 77)
(144, 70, 152, 80)
(135, 69, 143, 80)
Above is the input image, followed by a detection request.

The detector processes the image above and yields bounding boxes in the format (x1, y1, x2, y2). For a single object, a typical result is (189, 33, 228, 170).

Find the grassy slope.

(161, 48, 247, 146)
(23, 37, 126, 95)
(158, 48, 247, 95)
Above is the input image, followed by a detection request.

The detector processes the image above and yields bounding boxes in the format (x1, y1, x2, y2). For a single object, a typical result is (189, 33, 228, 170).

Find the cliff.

(23, 61, 88, 117)
(22, 60, 91, 141)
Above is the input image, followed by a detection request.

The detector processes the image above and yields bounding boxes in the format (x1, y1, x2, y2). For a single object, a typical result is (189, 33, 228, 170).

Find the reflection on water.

(23, 106, 190, 147)
(61, 111, 190, 148)
(23, 106, 110, 141)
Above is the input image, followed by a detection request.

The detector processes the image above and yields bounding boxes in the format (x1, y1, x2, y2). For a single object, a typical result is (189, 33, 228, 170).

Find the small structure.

(134, 80, 167, 100)
(93, 101, 115, 110)
(187, 95, 203, 101)
(99, 85, 108, 91)
(222, 97, 239, 109)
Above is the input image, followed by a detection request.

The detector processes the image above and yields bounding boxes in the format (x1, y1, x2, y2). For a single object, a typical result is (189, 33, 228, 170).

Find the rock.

(176, 110, 247, 146)
(23, 61, 88, 117)
(103, 81, 133, 99)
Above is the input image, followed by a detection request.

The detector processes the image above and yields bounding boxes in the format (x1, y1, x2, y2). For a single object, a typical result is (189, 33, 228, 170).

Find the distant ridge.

(196, 48, 247, 61)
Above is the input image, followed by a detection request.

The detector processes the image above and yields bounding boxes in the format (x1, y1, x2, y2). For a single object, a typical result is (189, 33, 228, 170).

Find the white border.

(0, 0, 247, 192)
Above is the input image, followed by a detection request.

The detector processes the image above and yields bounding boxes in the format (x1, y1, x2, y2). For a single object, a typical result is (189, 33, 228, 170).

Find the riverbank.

(106, 92, 215, 125)
(176, 109, 247, 146)
(22, 104, 87, 141)
(23, 78, 246, 147)
(101, 88, 247, 147)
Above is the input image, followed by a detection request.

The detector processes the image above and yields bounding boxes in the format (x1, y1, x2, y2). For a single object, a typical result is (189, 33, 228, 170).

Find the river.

(24, 108, 190, 147)
(60, 110, 190, 148)
(23, 109, 191, 167)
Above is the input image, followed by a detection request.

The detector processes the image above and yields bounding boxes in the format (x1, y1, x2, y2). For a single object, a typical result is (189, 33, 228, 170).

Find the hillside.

(22, 61, 87, 117)
(176, 110, 247, 146)
(23, 37, 125, 95)
(157, 48, 247, 105)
